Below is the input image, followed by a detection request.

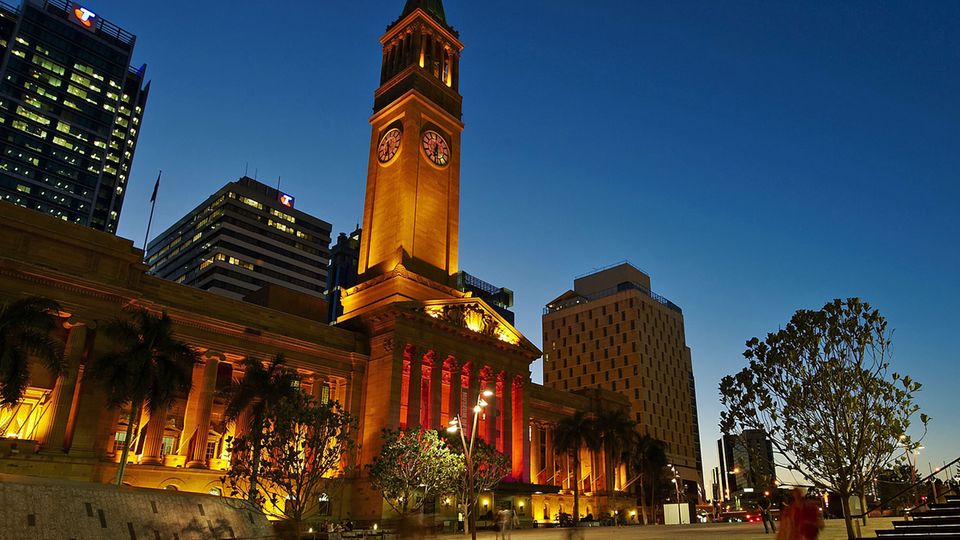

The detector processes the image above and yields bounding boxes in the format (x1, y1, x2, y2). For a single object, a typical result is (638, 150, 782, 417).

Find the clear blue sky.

(102, 1, 959, 490)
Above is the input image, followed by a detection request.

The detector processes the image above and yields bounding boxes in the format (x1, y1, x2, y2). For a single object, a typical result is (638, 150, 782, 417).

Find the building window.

(161, 436, 176, 457)
(205, 441, 219, 461)
(113, 431, 126, 453)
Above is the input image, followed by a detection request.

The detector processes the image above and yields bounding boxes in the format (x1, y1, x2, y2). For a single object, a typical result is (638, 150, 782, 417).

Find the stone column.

(430, 357, 443, 430)
(530, 422, 541, 484)
(182, 354, 220, 468)
(499, 372, 512, 464)
(545, 425, 556, 486)
(139, 404, 167, 465)
(38, 323, 87, 454)
(406, 350, 422, 430)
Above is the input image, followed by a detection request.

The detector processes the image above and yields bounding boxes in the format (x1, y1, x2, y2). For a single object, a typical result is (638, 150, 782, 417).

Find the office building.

(326, 227, 361, 323)
(717, 430, 776, 505)
(456, 271, 515, 324)
(146, 176, 332, 301)
(543, 262, 705, 489)
(0, 0, 148, 233)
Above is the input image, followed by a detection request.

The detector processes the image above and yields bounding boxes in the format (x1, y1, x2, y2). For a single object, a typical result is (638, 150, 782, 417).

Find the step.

(891, 524, 960, 533)
(931, 503, 960, 511)
(877, 531, 960, 539)
(909, 516, 960, 525)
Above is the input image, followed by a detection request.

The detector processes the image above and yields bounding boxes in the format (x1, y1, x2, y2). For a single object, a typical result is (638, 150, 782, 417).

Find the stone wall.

(0, 474, 272, 540)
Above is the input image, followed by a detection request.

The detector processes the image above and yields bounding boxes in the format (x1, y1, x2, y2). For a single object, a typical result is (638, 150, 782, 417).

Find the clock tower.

(340, 0, 466, 320)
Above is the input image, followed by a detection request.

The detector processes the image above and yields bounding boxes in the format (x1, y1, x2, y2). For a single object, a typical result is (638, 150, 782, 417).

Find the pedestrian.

(759, 492, 777, 534)
(777, 489, 824, 540)
(496, 508, 510, 540)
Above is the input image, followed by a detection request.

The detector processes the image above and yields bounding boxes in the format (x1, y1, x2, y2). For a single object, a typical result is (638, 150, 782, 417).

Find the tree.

(0, 296, 63, 406)
(222, 354, 301, 507)
(553, 410, 600, 524)
(628, 433, 668, 524)
(720, 298, 928, 540)
(368, 428, 462, 516)
(222, 391, 355, 539)
(876, 464, 915, 511)
(596, 409, 635, 493)
(87, 308, 199, 486)
(444, 434, 509, 535)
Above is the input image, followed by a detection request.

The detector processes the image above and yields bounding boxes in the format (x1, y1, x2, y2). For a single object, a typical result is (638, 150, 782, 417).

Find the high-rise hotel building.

(147, 177, 332, 301)
(543, 262, 704, 488)
(0, 0, 148, 233)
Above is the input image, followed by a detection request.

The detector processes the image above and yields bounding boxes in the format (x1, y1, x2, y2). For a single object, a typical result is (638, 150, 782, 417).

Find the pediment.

(396, 298, 541, 357)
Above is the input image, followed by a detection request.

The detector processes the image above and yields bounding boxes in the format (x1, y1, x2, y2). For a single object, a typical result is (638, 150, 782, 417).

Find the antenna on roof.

(276, 176, 281, 192)
(254, 168, 258, 180)
(244, 162, 249, 177)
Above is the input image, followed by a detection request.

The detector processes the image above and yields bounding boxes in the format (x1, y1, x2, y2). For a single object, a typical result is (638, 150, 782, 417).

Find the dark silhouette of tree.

(221, 353, 301, 507)
(0, 296, 63, 406)
(554, 410, 600, 524)
(88, 308, 199, 486)
(720, 298, 928, 540)
(628, 432, 668, 524)
(596, 408, 636, 493)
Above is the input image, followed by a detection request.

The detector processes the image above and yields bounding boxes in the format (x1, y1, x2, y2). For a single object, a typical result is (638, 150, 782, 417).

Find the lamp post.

(448, 389, 494, 540)
(669, 464, 683, 525)
(900, 436, 923, 507)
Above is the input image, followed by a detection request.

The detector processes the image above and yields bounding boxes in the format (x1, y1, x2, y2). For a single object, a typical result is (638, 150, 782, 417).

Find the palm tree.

(87, 308, 199, 486)
(629, 432, 668, 524)
(222, 353, 300, 507)
(0, 296, 64, 407)
(554, 410, 600, 524)
(596, 409, 636, 493)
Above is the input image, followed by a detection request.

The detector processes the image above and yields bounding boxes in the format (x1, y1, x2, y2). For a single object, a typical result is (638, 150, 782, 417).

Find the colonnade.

(398, 344, 525, 479)
(381, 24, 460, 90)
(529, 421, 630, 495)
(13, 321, 350, 473)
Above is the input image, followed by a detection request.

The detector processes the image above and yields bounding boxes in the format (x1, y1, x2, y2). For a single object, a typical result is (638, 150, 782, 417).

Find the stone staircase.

(876, 495, 960, 539)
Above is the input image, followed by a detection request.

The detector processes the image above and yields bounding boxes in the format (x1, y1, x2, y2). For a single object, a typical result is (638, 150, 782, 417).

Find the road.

(435, 518, 897, 539)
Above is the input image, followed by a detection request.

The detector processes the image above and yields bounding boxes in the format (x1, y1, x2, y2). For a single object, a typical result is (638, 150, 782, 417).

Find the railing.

(42, 0, 137, 47)
(853, 454, 960, 519)
(544, 280, 683, 315)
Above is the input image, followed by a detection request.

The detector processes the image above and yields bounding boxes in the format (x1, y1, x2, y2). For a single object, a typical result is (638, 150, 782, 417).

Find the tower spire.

(401, 0, 447, 25)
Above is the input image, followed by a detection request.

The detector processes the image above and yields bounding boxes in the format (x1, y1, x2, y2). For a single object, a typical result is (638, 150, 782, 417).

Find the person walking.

(496, 508, 510, 540)
(759, 493, 777, 534)
(777, 489, 824, 540)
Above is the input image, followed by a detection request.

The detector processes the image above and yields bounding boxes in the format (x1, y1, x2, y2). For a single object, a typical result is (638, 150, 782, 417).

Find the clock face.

(421, 130, 450, 167)
(377, 128, 402, 163)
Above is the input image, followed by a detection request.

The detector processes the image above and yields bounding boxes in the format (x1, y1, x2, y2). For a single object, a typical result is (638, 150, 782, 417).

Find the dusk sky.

(100, 1, 959, 491)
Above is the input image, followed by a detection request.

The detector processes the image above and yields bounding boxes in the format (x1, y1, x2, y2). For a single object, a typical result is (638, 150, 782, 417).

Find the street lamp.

(447, 389, 494, 540)
(900, 436, 923, 507)
(669, 464, 682, 525)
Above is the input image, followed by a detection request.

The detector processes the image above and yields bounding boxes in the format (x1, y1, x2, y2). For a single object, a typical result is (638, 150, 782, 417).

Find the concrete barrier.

(0, 473, 272, 539)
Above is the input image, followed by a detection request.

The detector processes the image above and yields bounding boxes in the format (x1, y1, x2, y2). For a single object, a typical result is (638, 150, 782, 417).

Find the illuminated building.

(0, 0, 149, 233)
(717, 430, 776, 506)
(147, 176, 332, 301)
(0, 0, 640, 526)
(543, 262, 705, 491)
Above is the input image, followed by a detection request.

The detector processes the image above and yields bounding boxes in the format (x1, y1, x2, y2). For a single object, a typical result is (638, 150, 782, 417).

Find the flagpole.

(142, 170, 162, 263)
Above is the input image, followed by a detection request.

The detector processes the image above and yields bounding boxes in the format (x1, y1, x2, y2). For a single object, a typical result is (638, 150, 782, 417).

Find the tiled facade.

(543, 263, 704, 489)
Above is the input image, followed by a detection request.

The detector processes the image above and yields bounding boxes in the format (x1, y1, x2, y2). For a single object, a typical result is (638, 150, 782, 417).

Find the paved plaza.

(434, 519, 897, 540)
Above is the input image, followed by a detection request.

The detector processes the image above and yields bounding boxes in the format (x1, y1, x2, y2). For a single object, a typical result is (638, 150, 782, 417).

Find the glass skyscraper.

(0, 0, 148, 233)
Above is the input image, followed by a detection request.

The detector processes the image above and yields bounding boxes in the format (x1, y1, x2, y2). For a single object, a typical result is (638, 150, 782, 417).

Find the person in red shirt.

(777, 489, 825, 540)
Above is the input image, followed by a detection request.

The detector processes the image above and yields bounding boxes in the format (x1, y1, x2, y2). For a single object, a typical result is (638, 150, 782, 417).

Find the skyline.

(89, 0, 958, 491)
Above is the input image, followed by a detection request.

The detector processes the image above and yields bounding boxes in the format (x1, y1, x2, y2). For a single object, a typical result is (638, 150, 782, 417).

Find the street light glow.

(482, 390, 493, 397)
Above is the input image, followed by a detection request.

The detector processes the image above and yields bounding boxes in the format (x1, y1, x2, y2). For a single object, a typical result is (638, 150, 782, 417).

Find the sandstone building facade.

(0, 0, 642, 527)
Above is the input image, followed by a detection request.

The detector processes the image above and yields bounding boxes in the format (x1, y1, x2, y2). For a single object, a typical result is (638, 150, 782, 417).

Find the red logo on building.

(72, 6, 97, 29)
